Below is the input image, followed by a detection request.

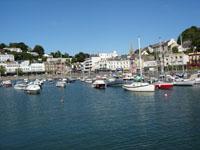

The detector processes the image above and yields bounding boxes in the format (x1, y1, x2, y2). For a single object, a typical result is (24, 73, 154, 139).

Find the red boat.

(154, 82, 173, 90)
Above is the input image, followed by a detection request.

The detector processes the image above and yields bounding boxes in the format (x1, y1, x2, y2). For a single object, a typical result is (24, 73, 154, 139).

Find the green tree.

(0, 43, 7, 49)
(15, 68, 23, 76)
(172, 46, 179, 53)
(9, 42, 29, 52)
(62, 52, 70, 58)
(50, 50, 62, 58)
(177, 26, 200, 52)
(74, 52, 90, 62)
(33, 45, 45, 56)
(0, 66, 6, 76)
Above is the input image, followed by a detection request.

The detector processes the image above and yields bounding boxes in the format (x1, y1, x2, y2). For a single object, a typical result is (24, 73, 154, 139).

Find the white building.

(3, 48, 22, 53)
(82, 57, 101, 72)
(5, 62, 20, 74)
(30, 63, 45, 73)
(95, 59, 130, 71)
(47, 57, 68, 63)
(19, 61, 31, 73)
(143, 61, 157, 68)
(99, 51, 118, 59)
(0, 54, 15, 62)
(163, 53, 189, 66)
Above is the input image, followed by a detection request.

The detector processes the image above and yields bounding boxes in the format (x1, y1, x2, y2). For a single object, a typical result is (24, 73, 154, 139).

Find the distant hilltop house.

(141, 39, 179, 55)
(98, 51, 118, 59)
(27, 52, 39, 56)
(43, 54, 53, 58)
(3, 47, 23, 53)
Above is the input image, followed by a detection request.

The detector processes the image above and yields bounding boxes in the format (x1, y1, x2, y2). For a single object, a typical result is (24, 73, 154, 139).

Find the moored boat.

(85, 78, 93, 84)
(56, 81, 66, 88)
(92, 79, 106, 89)
(154, 82, 173, 89)
(2, 80, 12, 87)
(122, 82, 155, 92)
(106, 77, 124, 87)
(173, 78, 195, 86)
(25, 84, 41, 94)
(14, 81, 27, 90)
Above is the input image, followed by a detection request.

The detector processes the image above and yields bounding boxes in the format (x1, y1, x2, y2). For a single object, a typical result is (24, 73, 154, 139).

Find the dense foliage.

(33, 45, 45, 56)
(8, 42, 29, 52)
(177, 26, 200, 52)
(72, 52, 90, 63)
(0, 41, 91, 64)
(50, 50, 70, 58)
(0, 66, 6, 75)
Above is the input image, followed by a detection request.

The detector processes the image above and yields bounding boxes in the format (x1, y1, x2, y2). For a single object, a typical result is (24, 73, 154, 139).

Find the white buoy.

(60, 98, 64, 103)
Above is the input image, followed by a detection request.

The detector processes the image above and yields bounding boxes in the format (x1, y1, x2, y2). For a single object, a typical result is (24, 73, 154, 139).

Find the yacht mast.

(180, 35, 185, 73)
(138, 37, 142, 77)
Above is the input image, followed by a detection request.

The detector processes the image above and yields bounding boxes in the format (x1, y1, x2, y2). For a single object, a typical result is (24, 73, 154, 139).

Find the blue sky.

(0, 0, 200, 55)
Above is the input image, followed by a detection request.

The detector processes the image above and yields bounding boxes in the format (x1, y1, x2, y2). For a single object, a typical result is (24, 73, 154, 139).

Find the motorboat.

(92, 79, 106, 89)
(189, 73, 200, 84)
(173, 78, 195, 86)
(85, 78, 93, 84)
(14, 81, 27, 90)
(56, 81, 66, 88)
(25, 84, 41, 94)
(33, 79, 43, 86)
(154, 82, 173, 90)
(122, 82, 155, 92)
(24, 78, 29, 83)
(195, 78, 200, 84)
(106, 77, 124, 87)
(2, 80, 12, 87)
(67, 77, 76, 83)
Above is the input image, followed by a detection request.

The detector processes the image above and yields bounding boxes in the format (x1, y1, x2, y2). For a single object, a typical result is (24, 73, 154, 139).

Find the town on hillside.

(0, 26, 200, 78)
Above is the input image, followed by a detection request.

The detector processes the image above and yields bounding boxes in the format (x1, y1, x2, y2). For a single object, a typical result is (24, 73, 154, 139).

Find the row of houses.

(0, 55, 71, 75)
(81, 39, 200, 73)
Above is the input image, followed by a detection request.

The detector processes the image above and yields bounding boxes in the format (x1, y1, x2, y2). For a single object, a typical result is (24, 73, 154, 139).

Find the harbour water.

(0, 81, 200, 149)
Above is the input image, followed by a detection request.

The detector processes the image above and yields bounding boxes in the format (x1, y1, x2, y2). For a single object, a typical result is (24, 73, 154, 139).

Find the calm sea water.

(0, 81, 200, 150)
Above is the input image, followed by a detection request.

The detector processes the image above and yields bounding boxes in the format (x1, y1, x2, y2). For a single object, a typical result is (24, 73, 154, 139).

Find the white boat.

(85, 78, 93, 84)
(123, 82, 155, 92)
(2, 80, 12, 87)
(195, 78, 200, 84)
(92, 79, 106, 89)
(122, 38, 155, 92)
(25, 84, 41, 94)
(24, 78, 29, 83)
(106, 77, 124, 87)
(189, 73, 200, 84)
(173, 78, 195, 86)
(14, 82, 27, 90)
(56, 81, 66, 88)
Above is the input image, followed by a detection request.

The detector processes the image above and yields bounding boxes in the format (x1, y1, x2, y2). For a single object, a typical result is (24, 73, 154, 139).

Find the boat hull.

(107, 79, 124, 87)
(26, 89, 40, 94)
(155, 83, 173, 89)
(123, 83, 155, 92)
(173, 81, 194, 86)
(93, 84, 106, 89)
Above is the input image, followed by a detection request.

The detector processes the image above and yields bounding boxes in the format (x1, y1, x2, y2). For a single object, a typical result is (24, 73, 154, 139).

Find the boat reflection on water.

(129, 91, 155, 97)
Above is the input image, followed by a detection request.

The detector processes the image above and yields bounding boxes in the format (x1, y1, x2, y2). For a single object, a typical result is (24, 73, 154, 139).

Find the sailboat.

(122, 38, 155, 92)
